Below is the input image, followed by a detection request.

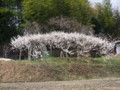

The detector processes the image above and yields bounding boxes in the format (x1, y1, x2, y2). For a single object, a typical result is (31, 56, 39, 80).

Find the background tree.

(112, 9, 120, 39)
(23, 0, 54, 23)
(0, 0, 23, 57)
(23, 0, 94, 33)
(69, 0, 93, 25)
(93, 0, 115, 37)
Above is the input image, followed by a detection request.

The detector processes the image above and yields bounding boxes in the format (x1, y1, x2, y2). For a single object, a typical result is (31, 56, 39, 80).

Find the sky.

(89, 0, 120, 10)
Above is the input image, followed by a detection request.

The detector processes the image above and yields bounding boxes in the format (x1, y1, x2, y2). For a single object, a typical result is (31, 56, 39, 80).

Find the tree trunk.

(28, 48, 31, 60)
(50, 45, 52, 56)
(3, 45, 9, 58)
(60, 51, 64, 57)
(19, 49, 22, 60)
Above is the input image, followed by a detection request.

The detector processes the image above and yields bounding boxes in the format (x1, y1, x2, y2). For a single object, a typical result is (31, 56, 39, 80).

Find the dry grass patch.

(0, 62, 64, 83)
(0, 57, 120, 83)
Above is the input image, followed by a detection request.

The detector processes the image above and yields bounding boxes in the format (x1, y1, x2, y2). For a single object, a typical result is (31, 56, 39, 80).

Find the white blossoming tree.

(11, 32, 112, 60)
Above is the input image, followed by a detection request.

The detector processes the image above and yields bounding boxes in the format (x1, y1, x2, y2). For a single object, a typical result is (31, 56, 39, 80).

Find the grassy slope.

(0, 57, 120, 83)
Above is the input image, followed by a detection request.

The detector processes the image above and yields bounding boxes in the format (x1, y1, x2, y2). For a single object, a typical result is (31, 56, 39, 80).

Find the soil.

(111, 54, 120, 59)
(0, 78, 120, 90)
(0, 58, 14, 61)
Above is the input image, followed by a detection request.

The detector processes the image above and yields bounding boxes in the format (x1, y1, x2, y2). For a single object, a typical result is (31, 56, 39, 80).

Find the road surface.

(0, 78, 120, 90)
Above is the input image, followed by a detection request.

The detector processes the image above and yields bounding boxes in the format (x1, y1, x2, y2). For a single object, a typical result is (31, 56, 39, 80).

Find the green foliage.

(113, 9, 120, 37)
(0, 0, 23, 45)
(23, 0, 93, 25)
(14, 57, 120, 66)
(51, 0, 70, 16)
(23, 0, 54, 23)
(0, 8, 18, 44)
(69, 0, 93, 25)
(93, 0, 116, 36)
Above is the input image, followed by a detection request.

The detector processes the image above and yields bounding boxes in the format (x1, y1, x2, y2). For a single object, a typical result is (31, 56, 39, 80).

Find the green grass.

(11, 57, 120, 65)
(11, 56, 120, 67)
(93, 57, 120, 66)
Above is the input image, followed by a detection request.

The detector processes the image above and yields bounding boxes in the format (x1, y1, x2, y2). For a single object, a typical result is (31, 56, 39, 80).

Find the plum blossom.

(11, 32, 112, 59)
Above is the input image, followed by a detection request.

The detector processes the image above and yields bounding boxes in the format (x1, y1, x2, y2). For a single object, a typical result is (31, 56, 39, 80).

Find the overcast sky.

(89, 0, 120, 10)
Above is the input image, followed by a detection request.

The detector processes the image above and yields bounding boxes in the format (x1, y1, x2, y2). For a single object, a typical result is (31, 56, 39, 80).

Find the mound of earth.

(0, 58, 14, 62)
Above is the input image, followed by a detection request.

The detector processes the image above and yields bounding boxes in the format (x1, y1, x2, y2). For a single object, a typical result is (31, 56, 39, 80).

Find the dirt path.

(0, 78, 120, 90)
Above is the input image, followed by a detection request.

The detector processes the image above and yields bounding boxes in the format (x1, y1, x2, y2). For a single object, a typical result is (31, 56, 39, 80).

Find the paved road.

(0, 78, 120, 90)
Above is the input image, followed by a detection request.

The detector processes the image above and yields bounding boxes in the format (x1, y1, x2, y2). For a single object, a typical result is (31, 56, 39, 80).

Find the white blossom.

(11, 32, 113, 59)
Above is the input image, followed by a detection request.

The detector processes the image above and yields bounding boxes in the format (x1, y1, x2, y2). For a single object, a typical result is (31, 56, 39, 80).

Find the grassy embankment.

(0, 56, 120, 83)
